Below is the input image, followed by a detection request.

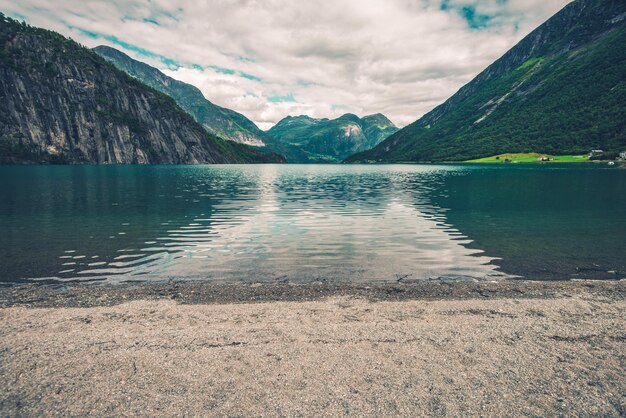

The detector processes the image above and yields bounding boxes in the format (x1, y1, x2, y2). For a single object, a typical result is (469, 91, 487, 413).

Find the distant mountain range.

(0, 14, 283, 164)
(346, 0, 626, 163)
(93, 45, 400, 163)
(3, 0, 623, 166)
(265, 113, 398, 163)
(93, 45, 270, 147)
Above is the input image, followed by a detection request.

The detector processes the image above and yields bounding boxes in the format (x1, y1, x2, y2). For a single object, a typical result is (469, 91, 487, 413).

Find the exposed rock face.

(265, 113, 398, 163)
(93, 45, 270, 147)
(0, 15, 283, 164)
(347, 0, 626, 163)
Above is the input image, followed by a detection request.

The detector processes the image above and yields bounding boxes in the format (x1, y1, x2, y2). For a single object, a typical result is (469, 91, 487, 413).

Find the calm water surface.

(1, 164, 624, 284)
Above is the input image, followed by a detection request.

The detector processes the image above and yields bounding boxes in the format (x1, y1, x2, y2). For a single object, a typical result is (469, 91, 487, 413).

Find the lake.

(1, 164, 624, 285)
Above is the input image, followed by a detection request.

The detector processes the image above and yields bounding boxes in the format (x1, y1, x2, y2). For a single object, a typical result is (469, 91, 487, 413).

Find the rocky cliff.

(93, 45, 270, 147)
(0, 15, 283, 164)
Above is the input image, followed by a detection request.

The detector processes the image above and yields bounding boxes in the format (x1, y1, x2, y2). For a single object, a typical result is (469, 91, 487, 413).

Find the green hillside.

(265, 113, 398, 163)
(466, 153, 590, 163)
(346, 0, 626, 163)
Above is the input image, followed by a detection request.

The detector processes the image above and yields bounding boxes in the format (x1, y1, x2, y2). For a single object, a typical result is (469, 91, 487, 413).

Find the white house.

(589, 150, 604, 158)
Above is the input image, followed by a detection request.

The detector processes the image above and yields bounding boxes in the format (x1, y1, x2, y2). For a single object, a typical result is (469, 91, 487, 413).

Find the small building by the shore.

(589, 150, 604, 158)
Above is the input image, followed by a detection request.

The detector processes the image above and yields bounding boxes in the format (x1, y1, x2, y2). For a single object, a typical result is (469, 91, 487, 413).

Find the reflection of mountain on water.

(10, 164, 621, 284)
(117, 165, 503, 283)
(424, 165, 626, 280)
(0, 165, 262, 283)
(2, 165, 507, 284)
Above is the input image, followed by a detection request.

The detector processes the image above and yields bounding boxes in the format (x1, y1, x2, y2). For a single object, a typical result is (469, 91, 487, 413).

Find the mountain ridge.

(0, 14, 284, 164)
(93, 45, 270, 147)
(346, 0, 626, 163)
(265, 112, 398, 163)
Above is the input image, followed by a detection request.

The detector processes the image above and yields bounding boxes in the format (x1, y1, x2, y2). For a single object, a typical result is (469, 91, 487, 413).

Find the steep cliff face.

(347, 0, 626, 163)
(0, 15, 284, 164)
(93, 45, 270, 147)
(265, 113, 398, 163)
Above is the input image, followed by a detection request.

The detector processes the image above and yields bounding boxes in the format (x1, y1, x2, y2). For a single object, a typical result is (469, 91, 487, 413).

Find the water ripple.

(13, 164, 505, 284)
(6, 163, 621, 283)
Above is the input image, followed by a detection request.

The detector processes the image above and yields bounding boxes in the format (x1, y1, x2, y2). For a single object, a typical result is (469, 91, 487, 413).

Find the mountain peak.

(362, 113, 395, 127)
(337, 113, 361, 123)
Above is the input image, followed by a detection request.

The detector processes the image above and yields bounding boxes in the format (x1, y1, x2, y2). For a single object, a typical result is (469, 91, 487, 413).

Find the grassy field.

(466, 153, 590, 163)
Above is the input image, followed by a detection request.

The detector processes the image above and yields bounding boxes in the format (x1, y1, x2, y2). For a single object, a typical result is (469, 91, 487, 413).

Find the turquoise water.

(0, 164, 624, 284)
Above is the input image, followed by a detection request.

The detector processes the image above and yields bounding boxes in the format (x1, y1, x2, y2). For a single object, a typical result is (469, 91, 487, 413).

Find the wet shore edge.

(1, 278, 624, 308)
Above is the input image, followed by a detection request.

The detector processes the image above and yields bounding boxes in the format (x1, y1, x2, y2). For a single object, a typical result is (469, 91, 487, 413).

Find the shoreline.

(1, 279, 624, 416)
(1, 278, 624, 308)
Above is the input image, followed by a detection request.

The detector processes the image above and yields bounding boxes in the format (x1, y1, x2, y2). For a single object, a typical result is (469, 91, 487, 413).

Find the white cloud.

(2, 0, 571, 128)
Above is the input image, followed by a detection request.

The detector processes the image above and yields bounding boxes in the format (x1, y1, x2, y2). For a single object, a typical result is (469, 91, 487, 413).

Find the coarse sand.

(1, 280, 625, 416)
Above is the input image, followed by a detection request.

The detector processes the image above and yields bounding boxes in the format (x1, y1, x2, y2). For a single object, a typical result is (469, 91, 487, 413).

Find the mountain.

(0, 15, 283, 164)
(265, 113, 398, 163)
(346, 0, 626, 163)
(93, 45, 269, 147)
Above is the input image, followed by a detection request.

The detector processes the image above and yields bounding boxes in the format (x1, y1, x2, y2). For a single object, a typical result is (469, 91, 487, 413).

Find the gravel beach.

(1, 280, 625, 416)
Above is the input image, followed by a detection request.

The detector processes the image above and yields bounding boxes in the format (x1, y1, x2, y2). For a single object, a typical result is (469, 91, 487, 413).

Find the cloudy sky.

(3, 0, 570, 129)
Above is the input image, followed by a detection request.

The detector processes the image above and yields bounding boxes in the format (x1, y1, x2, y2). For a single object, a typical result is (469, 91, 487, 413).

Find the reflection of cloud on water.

(46, 165, 506, 284)
(157, 198, 503, 282)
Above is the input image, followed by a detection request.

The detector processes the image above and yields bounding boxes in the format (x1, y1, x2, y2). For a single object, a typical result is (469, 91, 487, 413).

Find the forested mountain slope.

(346, 0, 626, 163)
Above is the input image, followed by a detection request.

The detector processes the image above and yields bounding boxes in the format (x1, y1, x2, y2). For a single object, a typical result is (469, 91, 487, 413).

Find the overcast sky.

(3, 0, 571, 129)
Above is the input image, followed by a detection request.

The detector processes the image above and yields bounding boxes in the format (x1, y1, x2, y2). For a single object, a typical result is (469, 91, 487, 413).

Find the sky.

(2, 0, 571, 129)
